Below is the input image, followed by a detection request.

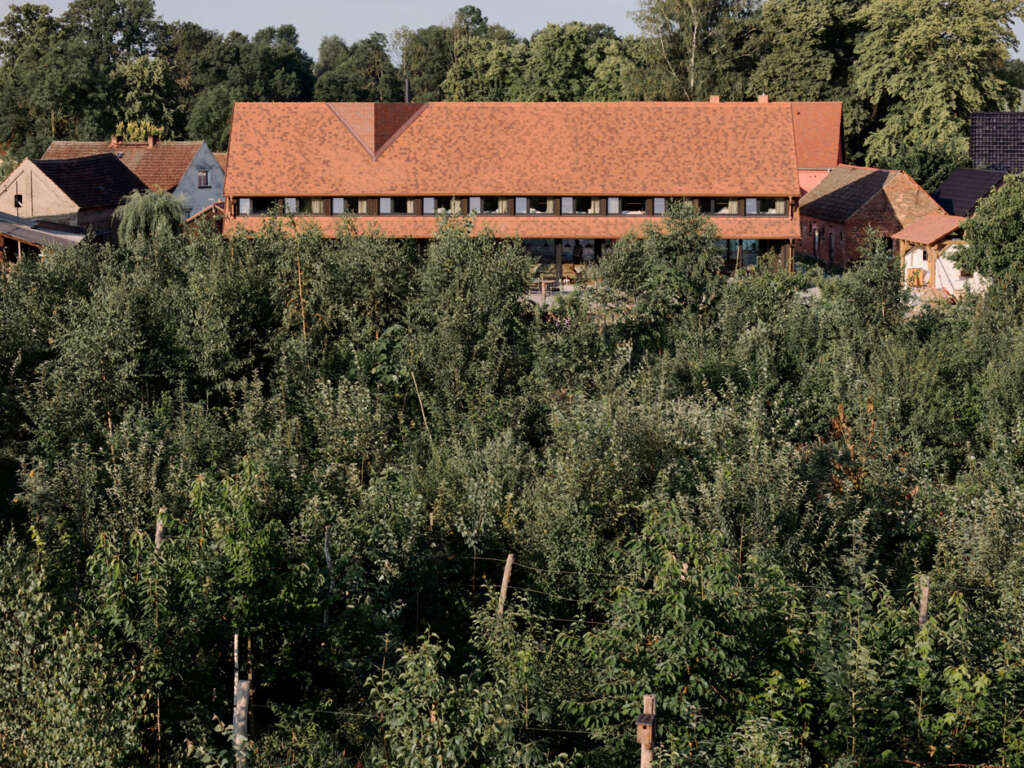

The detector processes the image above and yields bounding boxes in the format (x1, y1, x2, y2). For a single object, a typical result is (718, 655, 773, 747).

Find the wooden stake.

(497, 554, 514, 616)
(233, 679, 251, 768)
(638, 694, 656, 768)
(918, 574, 930, 628)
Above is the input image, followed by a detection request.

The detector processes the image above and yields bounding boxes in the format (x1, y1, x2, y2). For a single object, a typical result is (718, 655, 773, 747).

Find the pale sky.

(14, 0, 643, 56)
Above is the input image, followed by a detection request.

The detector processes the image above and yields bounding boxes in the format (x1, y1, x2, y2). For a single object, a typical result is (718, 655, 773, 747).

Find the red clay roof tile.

(224, 101, 840, 199)
(42, 140, 203, 191)
(791, 102, 843, 168)
(892, 214, 965, 245)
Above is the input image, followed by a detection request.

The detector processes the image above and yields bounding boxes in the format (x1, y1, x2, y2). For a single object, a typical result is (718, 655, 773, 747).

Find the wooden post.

(927, 245, 937, 289)
(233, 679, 251, 767)
(497, 554, 514, 616)
(636, 694, 656, 768)
(918, 574, 930, 628)
(554, 240, 563, 291)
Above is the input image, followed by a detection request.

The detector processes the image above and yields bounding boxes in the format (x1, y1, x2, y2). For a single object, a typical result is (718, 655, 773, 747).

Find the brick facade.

(798, 169, 945, 267)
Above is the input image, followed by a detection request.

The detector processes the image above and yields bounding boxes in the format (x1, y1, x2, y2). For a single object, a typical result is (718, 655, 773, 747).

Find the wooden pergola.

(892, 214, 966, 289)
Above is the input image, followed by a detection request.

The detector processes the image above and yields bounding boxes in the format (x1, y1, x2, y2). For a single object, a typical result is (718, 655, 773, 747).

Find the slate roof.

(224, 101, 842, 198)
(933, 168, 1005, 216)
(34, 154, 146, 209)
(798, 165, 894, 223)
(42, 140, 204, 191)
(892, 214, 965, 246)
(970, 113, 1024, 173)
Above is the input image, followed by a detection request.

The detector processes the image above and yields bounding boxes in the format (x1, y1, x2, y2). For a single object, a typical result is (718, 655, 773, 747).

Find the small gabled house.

(42, 137, 225, 217)
(893, 214, 985, 296)
(798, 165, 946, 267)
(0, 154, 146, 238)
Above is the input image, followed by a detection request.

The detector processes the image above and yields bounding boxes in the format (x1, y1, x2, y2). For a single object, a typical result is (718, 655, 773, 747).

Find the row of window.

(234, 196, 790, 217)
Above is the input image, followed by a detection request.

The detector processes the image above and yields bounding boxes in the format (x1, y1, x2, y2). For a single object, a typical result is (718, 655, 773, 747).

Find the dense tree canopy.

(0, 198, 1024, 765)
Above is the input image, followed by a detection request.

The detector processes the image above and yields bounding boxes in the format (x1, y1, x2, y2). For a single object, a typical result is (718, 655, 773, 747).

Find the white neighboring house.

(894, 214, 987, 297)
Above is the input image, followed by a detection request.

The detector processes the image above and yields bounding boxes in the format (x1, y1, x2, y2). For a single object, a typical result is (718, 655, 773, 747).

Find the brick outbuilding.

(798, 165, 946, 267)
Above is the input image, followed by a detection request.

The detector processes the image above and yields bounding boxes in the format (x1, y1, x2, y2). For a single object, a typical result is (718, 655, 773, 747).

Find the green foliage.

(114, 188, 187, 247)
(961, 174, 1024, 281)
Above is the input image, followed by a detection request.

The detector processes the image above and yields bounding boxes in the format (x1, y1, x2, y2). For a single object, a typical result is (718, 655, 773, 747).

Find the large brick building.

(798, 165, 946, 267)
(221, 99, 842, 267)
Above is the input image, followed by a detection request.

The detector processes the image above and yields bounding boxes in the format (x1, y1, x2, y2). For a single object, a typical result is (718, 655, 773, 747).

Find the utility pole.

(635, 694, 656, 768)
(497, 554, 514, 616)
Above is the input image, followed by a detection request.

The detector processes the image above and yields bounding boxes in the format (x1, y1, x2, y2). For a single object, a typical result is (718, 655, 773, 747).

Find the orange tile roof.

(213, 152, 228, 170)
(224, 101, 841, 199)
(791, 102, 843, 168)
(223, 213, 800, 241)
(892, 214, 965, 245)
(42, 140, 203, 191)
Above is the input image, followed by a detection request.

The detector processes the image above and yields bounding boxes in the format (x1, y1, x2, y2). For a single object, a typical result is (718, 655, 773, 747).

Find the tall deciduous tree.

(632, 0, 758, 100)
(853, 0, 1023, 168)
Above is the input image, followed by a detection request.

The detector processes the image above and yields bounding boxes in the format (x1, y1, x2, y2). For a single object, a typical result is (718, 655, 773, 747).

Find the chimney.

(709, 95, 720, 103)
(404, 78, 410, 103)
(110, 135, 121, 147)
(758, 93, 769, 104)
(147, 135, 156, 148)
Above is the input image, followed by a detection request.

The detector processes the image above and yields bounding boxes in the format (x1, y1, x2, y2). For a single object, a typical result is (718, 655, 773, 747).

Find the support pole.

(918, 574, 930, 628)
(638, 694, 656, 768)
(497, 554, 514, 616)
(233, 679, 251, 768)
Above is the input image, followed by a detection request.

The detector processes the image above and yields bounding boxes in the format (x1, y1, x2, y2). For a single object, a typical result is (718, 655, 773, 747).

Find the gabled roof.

(33, 154, 146, 209)
(970, 113, 1024, 173)
(799, 165, 894, 222)
(213, 152, 228, 171)
(933, 168, 1005, 216)
(224, 101, 842, 198)
(892, 214, 965, 245)
(791, 102, 843, 168)
(42, 140, 205, 191)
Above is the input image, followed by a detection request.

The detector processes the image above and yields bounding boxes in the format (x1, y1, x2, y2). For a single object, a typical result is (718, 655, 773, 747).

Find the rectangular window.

(332, 197, 345, 215)
(379, 197, 393, 215)
(197, 169, 210, 189)
(515, 197, 528, 215)
(13, 193, 22, 209)
(607, 197, 621, 215)
(621, 197, 646, 214)
(310, 198, 328, 215)
(527, 197, 549, 214)
(568, 197, 599, 215)
(284, 197, 298, 214)
(469, 196, 482, 214)
(745, 198, 759, 216)
(392, 197, 412, 214)
(344, 198, 369, 215)
(760, 198, 787, 215)
(423, 197, 436, 215)
(653, 197, 666, 215)
(481, 196, 505, 214)
(238, 198, 252, 216)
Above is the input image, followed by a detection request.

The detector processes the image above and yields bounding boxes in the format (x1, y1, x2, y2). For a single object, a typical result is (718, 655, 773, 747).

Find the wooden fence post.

(497, 554, 514, 616)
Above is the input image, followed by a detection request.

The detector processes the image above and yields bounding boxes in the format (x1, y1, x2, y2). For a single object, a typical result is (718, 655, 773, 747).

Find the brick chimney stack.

(758, 93, 769, 104)
(709, 95, 720, 103)
(147, 135, 156, 148)
(110, 136, 121, 147)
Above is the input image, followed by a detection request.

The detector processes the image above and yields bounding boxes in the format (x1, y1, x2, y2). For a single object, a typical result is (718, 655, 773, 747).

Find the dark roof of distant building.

(0, 211, 85, 249)
(798, 165, 896, 222)
(970, 113, 1024, 173)
(42, 139, 205, 191)
(933, 168, 1005, 216)
(34, 154, 146, 209)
